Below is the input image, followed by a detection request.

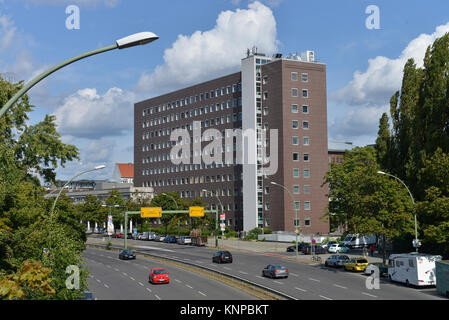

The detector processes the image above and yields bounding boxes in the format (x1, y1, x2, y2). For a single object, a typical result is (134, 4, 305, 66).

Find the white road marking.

(295, 287, 307, 292)
(96, 279, 101, 283)
(104, 284, 109, 289)
(290, 273, 298, 277)
(309, 278, 320, 282)
(175, 279, 182, 283)
(130, 276, 135, 281)
(122, 272, 127, 276)
(273, 280, 283, 285)
(223, 267, 232, 270)
(138, 282, 144, 286)
(186, 284, 193, 289)
(198, 291, 207, 297)
(362, 292, 378, 298)
(238, 271, 248, 275)
(256, 276, 265, 279)
(114, 268, 119, 272)
(155, 294, 161, 300)
(320, 295, 333, 300)
(146, 288, 152, 293)
(133, 245, 175, 253)
(195, 260, 203, 264)
(333, 284, 347, 289)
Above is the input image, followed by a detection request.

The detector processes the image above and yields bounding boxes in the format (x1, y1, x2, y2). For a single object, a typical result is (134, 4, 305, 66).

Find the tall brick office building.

(134, 50, 329, 234)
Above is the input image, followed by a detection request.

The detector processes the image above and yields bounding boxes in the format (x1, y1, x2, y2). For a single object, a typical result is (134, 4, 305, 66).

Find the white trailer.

(341, 233, 376, 248)
(388, 253, 442, 287)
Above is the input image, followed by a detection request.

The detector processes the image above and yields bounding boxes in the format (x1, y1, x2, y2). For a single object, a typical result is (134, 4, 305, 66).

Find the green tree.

(324, 146, 415, 262)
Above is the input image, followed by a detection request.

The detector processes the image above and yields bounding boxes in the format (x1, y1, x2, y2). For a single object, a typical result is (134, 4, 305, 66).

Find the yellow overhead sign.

(189, 206, 204, 217)
(141, 207, 162, 218)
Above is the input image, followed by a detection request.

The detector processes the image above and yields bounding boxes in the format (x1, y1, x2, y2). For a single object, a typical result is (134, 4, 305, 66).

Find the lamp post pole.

(271, 182, 299, 260)
(0, 32, 159, 119)
(377, 171, 419, 252)
(202, 189, 222, 248)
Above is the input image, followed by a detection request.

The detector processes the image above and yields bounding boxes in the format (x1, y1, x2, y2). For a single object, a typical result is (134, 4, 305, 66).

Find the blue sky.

(1, 0, 449, 181)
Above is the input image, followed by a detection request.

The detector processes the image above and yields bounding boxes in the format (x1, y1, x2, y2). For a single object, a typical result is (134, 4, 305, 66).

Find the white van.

(388, 253, 442, 287)
(341, 233, 376, 249)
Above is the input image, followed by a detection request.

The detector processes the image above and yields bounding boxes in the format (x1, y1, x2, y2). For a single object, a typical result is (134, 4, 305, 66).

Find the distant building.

(328, 141, 356, 164)
(112, 163, 134, 184)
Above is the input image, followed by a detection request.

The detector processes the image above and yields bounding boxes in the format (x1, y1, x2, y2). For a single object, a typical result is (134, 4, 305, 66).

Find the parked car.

(163, 235, 177, 243)
(303, 245, 327, 255)
(177, 236, 192, 245)
(344, 258, 369, 272)
(149, 268, 170, 284)
(118, 249, 136, 260)
(126, 233, 133, 239)
(137, 233, 143, 240)
(141, 232, 150, 240)
(388, 253, 441, 286)
(321, 241, 338, 249)
(328, 243, 350, 253)
(148, 232, 157, 240)
(325, 255, 350, 268)
(436, 260, 449, 297)
(364, 262, 388, 277)
(341, 233, 376, 249)
(111, 233, 123, 238)
(262, 265, 289, 279)
(212, 251, 233, 264)
(286, 242, 308, 252)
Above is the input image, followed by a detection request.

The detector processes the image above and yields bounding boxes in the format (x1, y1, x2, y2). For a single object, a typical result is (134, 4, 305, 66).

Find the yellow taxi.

(344, 258, 369, 272)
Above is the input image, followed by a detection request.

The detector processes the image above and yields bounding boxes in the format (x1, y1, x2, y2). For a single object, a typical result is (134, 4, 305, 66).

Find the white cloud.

(54, 87, 136, 139)
(332, 22, 449, 107)
(136, 1, 279, 95)
(0, 14, 16, 51)
(84, 138, 116, 163)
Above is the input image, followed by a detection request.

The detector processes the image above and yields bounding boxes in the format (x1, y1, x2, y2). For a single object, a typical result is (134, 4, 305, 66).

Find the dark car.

(262, 264, 289, 278)
(163, 235, 177, 243)
(212, 251, 233, 263)
(126, 233, 133, 239)
(325, 255, 350, 268)
(286, 242, 308, 252)
(118, 249, 136, 260)
(302, 245, 327, 255)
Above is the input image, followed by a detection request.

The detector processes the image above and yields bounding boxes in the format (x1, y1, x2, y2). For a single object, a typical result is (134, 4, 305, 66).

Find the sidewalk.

(206, 237, 384, 264)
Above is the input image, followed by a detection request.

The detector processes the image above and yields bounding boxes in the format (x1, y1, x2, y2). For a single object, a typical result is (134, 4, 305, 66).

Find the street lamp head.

(377, 171, 386, 174)
(116, 32, 159, 49)
(270, 182, 278, 185)
(94, 165, 106, 170)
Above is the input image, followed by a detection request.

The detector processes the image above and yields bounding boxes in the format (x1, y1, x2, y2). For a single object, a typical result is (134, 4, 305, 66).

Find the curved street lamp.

(50, 165, 106, 222)
(271, 181, 300, 260)
(0, 32, 159, 118)
(377, 171, 419, 252)
(162, 192, 182, 236)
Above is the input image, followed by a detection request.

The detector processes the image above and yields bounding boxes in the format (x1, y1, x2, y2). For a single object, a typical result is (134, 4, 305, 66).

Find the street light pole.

(0, 32, 159, 119)
(271, 182, 299, 260)
(50, 165, 106, 222)
(202, 189, 222, 248)
(377, 171, 419, 252)
(162, 192, 180, 236)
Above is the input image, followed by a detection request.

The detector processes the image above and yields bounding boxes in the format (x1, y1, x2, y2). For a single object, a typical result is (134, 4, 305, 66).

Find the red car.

(149, 268, 170, 284)
(112, 233, 123, 238)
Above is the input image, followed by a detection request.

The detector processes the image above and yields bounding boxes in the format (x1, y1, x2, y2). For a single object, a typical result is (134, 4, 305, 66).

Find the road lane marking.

(186, 284, 193, 289)
(290, 273, 298, 277)
(223, 267, 232, 270)
(256, 276, 265, 279)
(138, 282, 144, 286)
(96, 279, 101, 283)
(104, 284, 109, 289)
(114, 268, 119, 272)
(320, 295, 333, 300)
(239, 271, 248, 275)
(273, 280, 283, 284)
(362, 292, 378, 298)
(333, 284, 347, 289)
(198, 291, 207, 297)
(133, 245, 175, 253)
(308, 278, 320, 282)
(295, 287, 307, 292)
(146, 288, 152, 293)
(122, 272, 128, 276)
(155, 294, 161, 300)
(130, 276, 135, 281)
(175, 279, 182, 283)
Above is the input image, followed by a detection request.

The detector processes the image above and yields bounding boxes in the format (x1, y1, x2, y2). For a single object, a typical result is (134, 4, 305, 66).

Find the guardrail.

(86, 243, 297, 300)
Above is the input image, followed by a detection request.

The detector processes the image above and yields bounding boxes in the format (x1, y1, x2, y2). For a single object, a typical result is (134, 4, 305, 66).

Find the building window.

(293, 185, 300, 194)
(304, 201, 311, 210)
(263, 91, 268, 100)
(304, 169, 310, 178)
(302, 105, 309, 114)
(292, 104, 298, 113)
(263, 75, 268, 84)
(302, 73, 308, 82)
(302, 121, 309, 130)
(303, 136, 309, 146)
(291, 72, 298, 81)
(292, 120, 299, 129)
(293, 152, 299, 161)
(265, 202, 270, 210)
(265, 187, 270, 194)
(303, 153, 310, 162)
(294, 201, 300, 211)
(292, 136, 299, 145)
(302, 89, 308, 98)
(304, 218, 311, 227)
(292, 88, 298, 97)
(293, 168, 300, 178)
(263, 107, 268, 116)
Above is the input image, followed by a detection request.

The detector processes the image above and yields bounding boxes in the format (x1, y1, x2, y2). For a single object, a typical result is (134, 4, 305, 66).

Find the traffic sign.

(189, 206, 204, 217)
(220, 223, 226, 231)
(311, 238, 316, 244)
(141, 207, 162, 218)
(220, 213, 226, 221)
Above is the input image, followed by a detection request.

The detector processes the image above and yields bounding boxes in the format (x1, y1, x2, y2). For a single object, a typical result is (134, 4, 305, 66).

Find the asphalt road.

(83, 248, 257, 300)
(88, 237, 445, 300)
